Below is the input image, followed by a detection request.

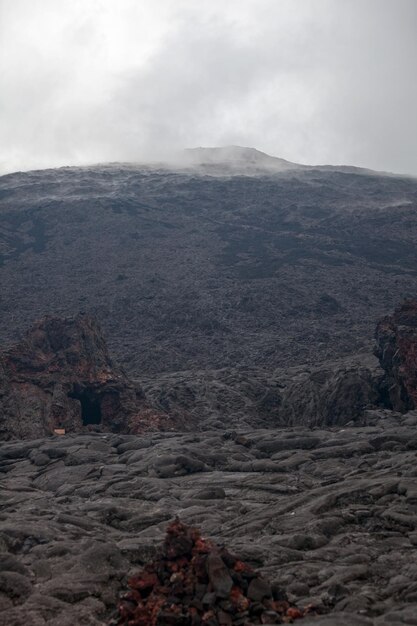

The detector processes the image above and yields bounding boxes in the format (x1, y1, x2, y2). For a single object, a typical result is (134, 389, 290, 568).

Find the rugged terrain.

(0, 312, 383, 439)
(3, 414, 417, 625)
(2, 149, 417, 625)
(1, 301, 417, 623)
(1, 147, 417, 381)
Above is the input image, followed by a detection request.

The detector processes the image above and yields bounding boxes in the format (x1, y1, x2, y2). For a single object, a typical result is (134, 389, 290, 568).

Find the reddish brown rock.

(112, 519, 317, 625)
(0, 314, 171, 440)
(375, 299, 417, 411)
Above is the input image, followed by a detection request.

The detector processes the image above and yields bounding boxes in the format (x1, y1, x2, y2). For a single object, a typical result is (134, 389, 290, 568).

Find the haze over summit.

(177, 146, 301, 170)
(172, 146, 381, 175)
(1, 0, 417, 176)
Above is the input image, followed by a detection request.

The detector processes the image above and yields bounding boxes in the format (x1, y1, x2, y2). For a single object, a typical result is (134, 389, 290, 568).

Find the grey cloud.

(0, 0, 416, 175)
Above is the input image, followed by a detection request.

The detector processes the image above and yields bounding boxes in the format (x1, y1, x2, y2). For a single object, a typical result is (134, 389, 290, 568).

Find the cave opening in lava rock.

(69, 388, 102, 425)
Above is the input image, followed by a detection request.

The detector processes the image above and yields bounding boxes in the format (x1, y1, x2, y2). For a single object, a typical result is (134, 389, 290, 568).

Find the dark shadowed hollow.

(69, 388, 102, 425)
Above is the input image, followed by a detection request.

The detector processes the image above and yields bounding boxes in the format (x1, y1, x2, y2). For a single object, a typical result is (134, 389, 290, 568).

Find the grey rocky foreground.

(2, 414, 417, 624)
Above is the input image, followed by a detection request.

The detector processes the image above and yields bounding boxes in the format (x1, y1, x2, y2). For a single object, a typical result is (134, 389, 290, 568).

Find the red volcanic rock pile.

(0, 314, 168, 440)
(375, 299, 417, 411)
(114, 520, 316, 625)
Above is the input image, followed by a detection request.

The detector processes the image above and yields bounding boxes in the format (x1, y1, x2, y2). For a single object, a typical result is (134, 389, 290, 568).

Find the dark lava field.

(2, 148, 417, 625)
(1, 148, 417, 378)
(4, 415, 417, 625)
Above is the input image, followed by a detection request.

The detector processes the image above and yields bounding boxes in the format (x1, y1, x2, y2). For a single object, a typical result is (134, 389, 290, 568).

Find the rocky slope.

(1, 150, 417, 379)
(140, 298, 417, 430)
(2, 414, 417, 625)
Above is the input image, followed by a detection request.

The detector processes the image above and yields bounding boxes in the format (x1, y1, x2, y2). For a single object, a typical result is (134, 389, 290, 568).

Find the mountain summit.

(176, 145, 302, 174)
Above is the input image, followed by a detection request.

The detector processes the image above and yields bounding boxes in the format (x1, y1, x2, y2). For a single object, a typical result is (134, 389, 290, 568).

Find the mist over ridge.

(1, 0, 417, 176)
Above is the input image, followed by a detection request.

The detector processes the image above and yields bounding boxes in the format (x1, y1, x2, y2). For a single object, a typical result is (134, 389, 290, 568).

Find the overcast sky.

(1, 0, 416, 175)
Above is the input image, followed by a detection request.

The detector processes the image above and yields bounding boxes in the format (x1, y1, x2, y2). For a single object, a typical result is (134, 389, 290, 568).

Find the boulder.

(375, 299, 417, 411)
(0, 314, 166, 439)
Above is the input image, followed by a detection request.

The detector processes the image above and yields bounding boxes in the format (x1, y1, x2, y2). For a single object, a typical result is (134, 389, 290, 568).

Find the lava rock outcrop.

(113, 519, 315, 625)
(375, 299, 417, 411)
(140, 355, 383, 431)
(3, 417, 417, 624)
(0, 314, 166, 440)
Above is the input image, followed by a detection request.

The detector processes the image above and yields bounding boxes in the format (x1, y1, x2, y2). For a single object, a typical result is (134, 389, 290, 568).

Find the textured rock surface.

(140, 354, 384, 430)
(0, 314, 172, 440)
(375, 299, 417, 412)
(1, 163, 417, 377)
(2, 416, 417, 624)
(0, 314, 385, 440)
